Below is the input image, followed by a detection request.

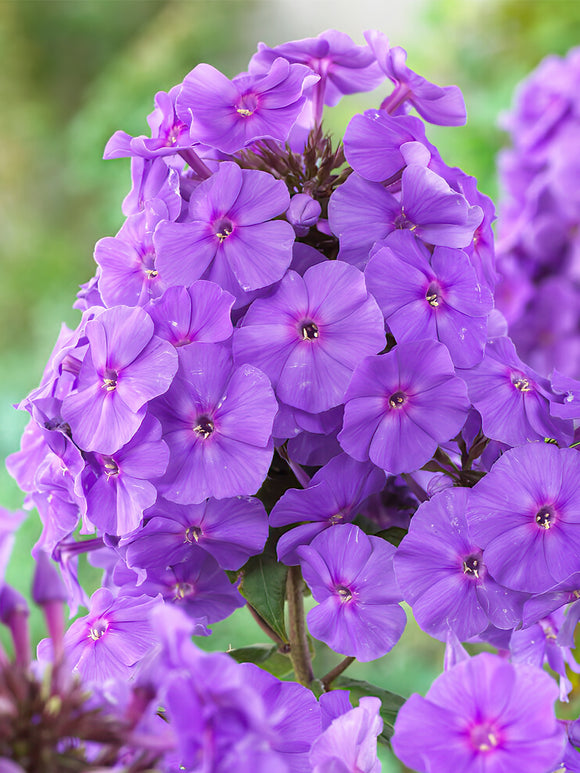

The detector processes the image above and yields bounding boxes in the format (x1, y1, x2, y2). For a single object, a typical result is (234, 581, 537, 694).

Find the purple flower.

(366, 30, 467, 126)
(249, 30, 384, 128)
(239, 663, 321, 772)
(61, 306, 178, 455)
(233, 260, 385, 413)
(365, 230, 493, 367)
(94, 202, 173, 308)
(328, 166, 483, 269)
(122, 496, 268, 573)
(152, 342, 277, 504)
(176, 57, 317, 154)
(61, 588, 159, 683)
(104, 86, 192, 159)
(147, 280, 234, 348)
(310, 692, 382, 773)
(461, 336, 574, 447)
(298, 523, 405, 662)
(469, 442, 580, 594)
(339, 340, 470, 474)
(154, 162, 295, 300)
(343, 109, 429, 182)
(271, 452, 385, 565)
(81, 415, 169, 537)
(118, 547, 245, 624)
(394, 488, 525, 641)
(391, 652, 565, 773)
(510, 611, 580, 702)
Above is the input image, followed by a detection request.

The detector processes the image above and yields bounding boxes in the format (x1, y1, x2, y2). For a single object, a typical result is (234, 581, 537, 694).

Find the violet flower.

(59, 588, 159, 683)
(339, 339, 470, 474)
(154, 161, 295, 300)
(152, 342, 277, 504)
(469, 442, 580, 594)
(298, 523, 405, 662)
(394, 488, 526, 642)
(177, 57, 318, 154)
(365, 230, 493, 367)
(61, 305, 178, 455)
(233, 260, 385, 413)
(391, 652, 566, 773)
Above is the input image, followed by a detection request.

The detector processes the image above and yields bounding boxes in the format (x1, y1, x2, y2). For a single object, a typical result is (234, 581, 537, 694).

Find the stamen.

(535, 505, 555, 530)
(236, 108, 254, 117)
(462, 555, 480, 577)
(389, 391, 406, 409)
(194, 416, 215, 439)
(214, 218, 234, 242)
(174, 582, 195, 601)
(88, 620, 108, 641)
(336, 586, 353, 602)
(512, 375, 531, 392)
(184, 526, 202, 544)
(300, 321, 319, 340)
(103, 459, 120, 479)
(470, 723, 500, 752)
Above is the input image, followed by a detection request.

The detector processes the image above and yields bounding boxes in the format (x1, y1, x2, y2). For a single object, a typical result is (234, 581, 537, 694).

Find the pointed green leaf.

(238, 545, 288, 643)
(227, 643, 294, 678)
(375, 527, 408, 547)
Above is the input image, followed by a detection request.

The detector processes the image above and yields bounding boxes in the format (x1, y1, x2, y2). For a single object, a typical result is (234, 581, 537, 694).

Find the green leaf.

(334, 677, 405, 741)
(227, 643, 294, 678)
(238, 547, 288, 643)
(375, 527, 408, 547)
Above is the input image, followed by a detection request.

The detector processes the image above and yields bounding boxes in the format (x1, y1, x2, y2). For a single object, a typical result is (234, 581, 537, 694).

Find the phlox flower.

(391, 652, 566, 773)
(298, 523, 405, 662)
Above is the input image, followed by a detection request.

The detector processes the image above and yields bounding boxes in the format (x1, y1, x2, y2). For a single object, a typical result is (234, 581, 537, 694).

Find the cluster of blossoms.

(5, 28, 580, 772)
(496, 47, 580, 379)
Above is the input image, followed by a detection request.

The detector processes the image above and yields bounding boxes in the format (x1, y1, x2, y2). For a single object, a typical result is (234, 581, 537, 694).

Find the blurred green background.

(1, 1, 580, 769)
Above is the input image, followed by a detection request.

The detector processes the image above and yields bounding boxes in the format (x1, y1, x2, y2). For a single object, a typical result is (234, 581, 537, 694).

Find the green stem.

(321, 656, 355, 690)
(286, 566, 313, 686)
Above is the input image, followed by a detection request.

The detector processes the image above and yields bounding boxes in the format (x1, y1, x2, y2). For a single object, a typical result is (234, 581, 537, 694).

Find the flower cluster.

(4, 28, 580, 773)
(496, 46, 580, 379)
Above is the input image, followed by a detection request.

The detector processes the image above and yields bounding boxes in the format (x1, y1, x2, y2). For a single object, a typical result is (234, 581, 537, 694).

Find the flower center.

(236, 93, 258, 117)
(184, 526, 202, 544)
(174, 582, 195, 600)
(300, 321, 319, 340)
(103, 458, 120, 479)
(469, 722, 500, 753)
(535, 505, 555, 530)
(425, 281, 441, 307)
(88, 619, 108, 641)
(102, 370, 118, 392)
(336, 585, 353, 603)
(215, 218, 234, 242)
(462, 554, 480, 578)
(511, 374, 531, 392)
(194, 416, 215, 439)
(389, 391, 407, 409)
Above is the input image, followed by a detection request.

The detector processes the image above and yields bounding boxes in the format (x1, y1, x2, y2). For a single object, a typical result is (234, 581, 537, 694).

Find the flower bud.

(287, 193, 321, 236)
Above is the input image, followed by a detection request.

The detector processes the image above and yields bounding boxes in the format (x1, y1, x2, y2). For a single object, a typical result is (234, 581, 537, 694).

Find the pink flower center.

(194, 415, 215, 439)
(469, 721, 501, 753)
(389, 391, 407, 409)
(214, 218, 234, 242)
(88, 619, 109, 641)
(535, 504, 555, 530)
(300, 321, 319, 340)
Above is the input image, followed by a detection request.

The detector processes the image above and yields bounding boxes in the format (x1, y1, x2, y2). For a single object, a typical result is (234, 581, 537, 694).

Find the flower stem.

(286, 566, 313, 686)
(321, 656, 356, 690)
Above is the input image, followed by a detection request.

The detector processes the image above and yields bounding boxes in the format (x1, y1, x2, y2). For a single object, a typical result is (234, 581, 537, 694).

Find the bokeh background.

(1, 1, 580, 768)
